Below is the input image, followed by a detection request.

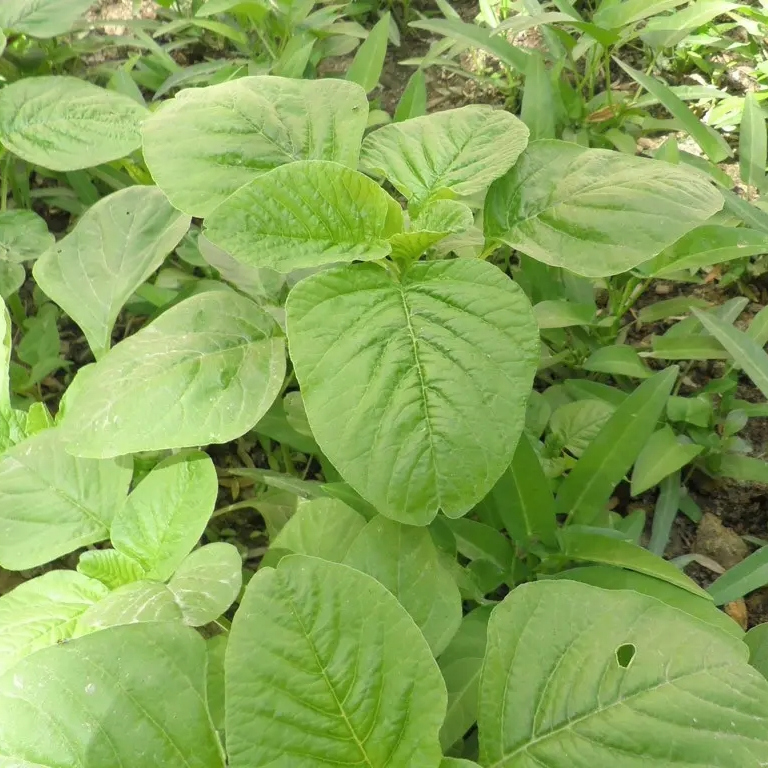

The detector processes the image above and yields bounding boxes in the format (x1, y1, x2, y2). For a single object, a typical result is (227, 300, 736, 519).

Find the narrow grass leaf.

(693, 308, 768, 398)
(346, 12, 390, 93)
(709, 546, 768, 605)
(740, 92, 767, 189)
(555, 367, 678, 524)
(617, 60, 732, 162)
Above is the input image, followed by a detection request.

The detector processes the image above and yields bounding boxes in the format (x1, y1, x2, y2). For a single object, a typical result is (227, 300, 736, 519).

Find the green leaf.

(438, 606, 491, 751)
(410, 17, 529, 73)
(555, 564, 742, 638)
(641, 0, 738, 48)
(272, 497, 367, 562)
(75, 580, 184, 635)
(389, 200, 474, 261)
(344, 515, 462, 655)
(168, 543, 243, 626)
(203, 160, 402, 273)
(693, 308, 768, 400)
(360, 105, 529, 208)
(0, 76, 147, 171)
(142, 76, 368, 217)
(0, 622, 225, 767)
(555, 367, 678, 524)
(111, 451, 219, 581)
(630, 426, 703, 495)
(441, 760, 481, 768)
(0, 570, 108, 676)
(549, 399, 615, 458)
(77, 548, 147, 589)
(0, 0, 94, 37)
(198, 234, 285, 304)
(394, 70, 427, 122)
(521, 51, 557, 141)
(717, 454, 768, 484)
(708, 546, 768, 605)
(533, 299, 595, 329)
(0, 428, 132, 570)
(60, 291, 285, 458)
(0, 261, 24, 300)
(0, 209, 54, 263)
(346, 12, 390, 93)
(206, 634, 227, 733)
(558, 527, 707, 596)
(485, 140, 723, 277)
(648, 333, 729, 360)
(226, 555, 446, 767)
(486, 434, 557, 547)
(638, 296, 711, 323)
(648, 472, 681, 556)
(34, 187, 190, 359)
(583, 344, 652, 378)
(479, 580, 768, 767)
(745, 624, 768, 680)
(616, 60, 732, 163)
(651, 225, 768, 277)
(286, 259, 539, 524)
(667, 394, 712, 426)
(740, 92, 767, 189)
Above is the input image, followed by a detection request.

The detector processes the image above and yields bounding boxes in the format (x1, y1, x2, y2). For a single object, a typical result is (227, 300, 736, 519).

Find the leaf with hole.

(479, 579, 768, 767)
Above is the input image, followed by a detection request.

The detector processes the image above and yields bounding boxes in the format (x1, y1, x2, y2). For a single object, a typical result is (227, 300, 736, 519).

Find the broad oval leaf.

(344, 515, 463, 655)
(204, 160, 403, 273)
(111, 451, 219, 581)
(438, 606, 491, 751)
(75, 580, 184, 636)
(479, 580, 768, 767)
(0, 0, 94, 37)
(0, 76, 148, 171)
(650, 224, 768, 277)
(389, 200, 474, 261)
(0, 622, 225, 768)
(485, 140, 723, 277)
(272, 497, 367, 562)
(226, 555, 446, 768)
(142, 76, 369, 217)
(360, 105, 529, 208)
(0, 570, 108, 676)
(286, 259, 539, 524)
(77, 548, 146, 589)
(59, 291, 286, 458)
(168, 543, 243, 627)
(0, 428, 132, 569)
(0, 209, 54, 263)
(630, 425, 703, 495)
(34, 186, 191, 359)
(549, 399, 615, 458)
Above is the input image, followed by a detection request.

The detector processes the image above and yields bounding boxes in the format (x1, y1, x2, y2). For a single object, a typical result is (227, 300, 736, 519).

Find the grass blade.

(709, 545, 768, 605)
(556, 367, 678, 525)
(346, 12, 390, 93)
(617, 59, 732, 163)
(739, 92, 767, 190)
(693, 308, 768, 399)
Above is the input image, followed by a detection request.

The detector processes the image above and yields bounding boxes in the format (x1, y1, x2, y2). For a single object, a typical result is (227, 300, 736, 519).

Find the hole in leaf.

(615, 643, 636, 669)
